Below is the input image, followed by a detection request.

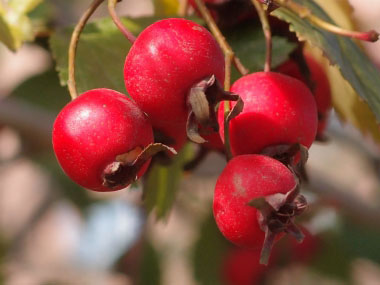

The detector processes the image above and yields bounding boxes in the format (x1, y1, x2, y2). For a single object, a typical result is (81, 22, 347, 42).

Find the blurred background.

(1, 0, 380, 284)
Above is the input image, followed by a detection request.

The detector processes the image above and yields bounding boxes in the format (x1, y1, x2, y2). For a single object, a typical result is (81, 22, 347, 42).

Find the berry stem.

(193, 0, 247, 161)
(272, 0, 379, 42)
(68, 0, 105, 100)
(193, 0, 249, 91)
(178, 0, 189, 17)
(251, 0, 272, 72)
(223, 98, 244, 161)
(108, 0, 137, 44)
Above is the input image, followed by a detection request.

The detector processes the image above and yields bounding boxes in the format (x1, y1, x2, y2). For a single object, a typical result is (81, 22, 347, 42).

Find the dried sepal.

(248, 184, 307, 265)
(103, 143, 176, 188)
(186, 75, 239, 143)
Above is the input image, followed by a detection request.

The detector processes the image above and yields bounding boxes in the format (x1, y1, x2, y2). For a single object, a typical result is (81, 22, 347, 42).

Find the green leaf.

(271, 0, 380, 132)
(225, 23, 297, 82)
(340, 220, 380, 265)
(139, 241, 162, 285)
(153, 0, 179, 16)
(143, 144, 193, 220)
(311, 232, 351, 281)
(11, 69, 70, 113)
(50, 17, 166, 95)
(192, 212, 229, 285)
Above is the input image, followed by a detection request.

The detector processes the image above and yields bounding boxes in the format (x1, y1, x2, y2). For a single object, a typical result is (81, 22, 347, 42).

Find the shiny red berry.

(218, 72, 318, 156)
(276, 53, 332, 138)
(52, 88, 154, 192)
(213, 154, 298, 249)
(124, 18, 224, 149)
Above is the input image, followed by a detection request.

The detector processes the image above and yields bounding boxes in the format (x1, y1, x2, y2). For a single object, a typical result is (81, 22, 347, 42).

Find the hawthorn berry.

(124, 18, 228, 148)
(52, 88, 154, 192)
(213, 154, 307, 263)
(221, 247, 269, 285)
(218, 72, 318, 156)
(277, 53, 332, 139)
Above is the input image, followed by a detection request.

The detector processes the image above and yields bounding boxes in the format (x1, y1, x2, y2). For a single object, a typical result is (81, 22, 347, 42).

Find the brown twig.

(193, 0, 249, 91)
(108, 0, 137, 43)
(68, 0, 105, 100)
(273, 0, 379, 42)
(179, 0, 190, 17)
(251, 0, 272, 72)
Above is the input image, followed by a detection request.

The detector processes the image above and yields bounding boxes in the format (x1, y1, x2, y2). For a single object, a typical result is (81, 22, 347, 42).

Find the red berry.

(274, 228, 320, 264)
(52, 88, 153, 192)
(198, 125, 225, 152)
(276, 53, 332, 137)
(222, 247, 269, 285)
(213, 154, 297, 248)
(124, 18, 224, 149)
(218, 72, 318, 156)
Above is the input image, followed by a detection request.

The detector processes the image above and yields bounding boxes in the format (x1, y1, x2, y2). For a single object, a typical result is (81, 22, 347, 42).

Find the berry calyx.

(213, 154, 307, 264)
(52, 88, 154, 192)
(124, 18, 232, 146)
(218, 72, 318, 157)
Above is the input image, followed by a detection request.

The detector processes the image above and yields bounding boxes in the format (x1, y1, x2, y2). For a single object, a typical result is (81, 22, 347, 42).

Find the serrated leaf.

(143, 144, 193, 220)
(306, 46, 380, 143)
(271, 0, 380, 136)
(192, 212, 229, 285)
(153, 0, 179, 16)
(224, 24, 297, 81)
(305, 1, 380, 143)
(50, 17, 164, 95)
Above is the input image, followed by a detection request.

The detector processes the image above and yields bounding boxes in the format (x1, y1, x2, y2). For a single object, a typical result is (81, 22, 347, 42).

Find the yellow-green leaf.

(0, 0, 42, 51)
(8, 0, 42, 14)
(144, 144, 193, 220)
(153, 0, 179, 16)
(272, 0, 380, 144)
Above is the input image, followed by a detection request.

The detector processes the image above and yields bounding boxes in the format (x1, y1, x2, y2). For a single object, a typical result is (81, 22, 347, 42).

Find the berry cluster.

(53, 15, 330, 264)
(53, 18, 230, 191)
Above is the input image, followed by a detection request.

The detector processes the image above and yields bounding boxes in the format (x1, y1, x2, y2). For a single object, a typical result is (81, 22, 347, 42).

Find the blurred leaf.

(311, 231, 351, 281)
(0, 236, 6, 284)
(12, 69, 70, 113)
(192, 212, 229, 285)
(50, 17, 163, 95)
(225, 23, 297, 82)
(0, 0, 43, 51)
(313, 0, 355, 30)
(341, 220, 380, 265)
(139, 241, 161, 285)
(312, 217, 380, 281)
(153, 0, 179, 16)
(8, 0, 43, 14)
(272, 0, 380, 139)
(143, 144, 193, 220)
